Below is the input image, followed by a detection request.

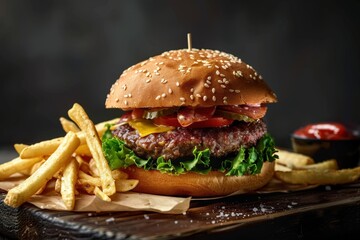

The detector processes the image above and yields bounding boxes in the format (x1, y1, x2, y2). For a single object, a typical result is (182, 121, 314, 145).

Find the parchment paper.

(0, 174, 316, 214)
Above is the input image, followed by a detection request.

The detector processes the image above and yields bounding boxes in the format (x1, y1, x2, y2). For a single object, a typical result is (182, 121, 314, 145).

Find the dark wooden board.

(1, 184, 360, 240)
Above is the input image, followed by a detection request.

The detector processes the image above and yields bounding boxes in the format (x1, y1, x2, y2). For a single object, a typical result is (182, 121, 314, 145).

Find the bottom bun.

(122, 161, 275, 197)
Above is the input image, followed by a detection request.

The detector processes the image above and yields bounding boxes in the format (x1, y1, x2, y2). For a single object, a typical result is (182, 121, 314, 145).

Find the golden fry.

(60, 117, 80, 133)
(68, 103, 115, 196)
(55, 178, 61, 193)
(19, 117, 118, 159)
(274, 163, 292, 172)
(78, 170, 101, 187)
(75, 144, 91, 157)
(0, 157, 43, 179)
(75, 156, 91, 174)
(30, 160, 46, 175)
(20, 137, 63, 159)
(77, 181, 95, 194)
(13, 144, 28, 154)
(294, 159, 338, 171)
(275, 167, 360, 185)
(115, 179, 139, 192)
(94, 187, 111, 202)
(89, 158, 99, 177)
(61, 157, 79, 210)
(4, 131, 80, 208)
(112, 169, 128, 180)
(276, 149, 314, 168)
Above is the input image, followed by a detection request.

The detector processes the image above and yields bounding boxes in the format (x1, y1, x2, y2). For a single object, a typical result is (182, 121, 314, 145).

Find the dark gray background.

(0, 0, 359, 149)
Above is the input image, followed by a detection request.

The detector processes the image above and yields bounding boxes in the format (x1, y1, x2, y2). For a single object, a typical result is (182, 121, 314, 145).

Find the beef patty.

(112, 120, 267, 161)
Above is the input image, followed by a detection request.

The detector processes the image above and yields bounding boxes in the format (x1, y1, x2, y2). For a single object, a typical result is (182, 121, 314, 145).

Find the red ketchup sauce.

(293, 122, 354, 140)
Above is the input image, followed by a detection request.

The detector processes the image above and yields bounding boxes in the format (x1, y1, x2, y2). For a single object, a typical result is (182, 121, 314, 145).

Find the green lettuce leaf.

(102, 126, 277, 176)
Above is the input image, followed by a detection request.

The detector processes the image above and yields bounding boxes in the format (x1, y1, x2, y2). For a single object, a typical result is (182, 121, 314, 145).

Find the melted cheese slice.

(128, 119, 174, 137)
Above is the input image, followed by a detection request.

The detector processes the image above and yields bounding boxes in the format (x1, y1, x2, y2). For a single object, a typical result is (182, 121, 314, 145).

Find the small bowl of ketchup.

(291, 122, 360, 169)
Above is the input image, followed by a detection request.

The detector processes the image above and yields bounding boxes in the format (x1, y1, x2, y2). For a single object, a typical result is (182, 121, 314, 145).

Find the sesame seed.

(161, 93, 166, 98)
(190, 94, 194, 100)
(155, 95, 161, 100)
(229, 89, 235, 93)
(207, 76, 212, 80)
(212, 96, 217, 102)
(212, 88, 216, 93)
(168, 88, 173, 94)
(196, 93, 202, 98)
(124, 100, 128, 105)
(115, 98, 119, 102)
(204, 83, 210, 88)
(176, 82, 180, 87)
(146, 79, 151, 83)
(235, 90, 241, 93)
(190, 88, 194, 93)
(216, 70, 220, 75)
(122, 84, 127, 90)
(180, 97, 186, 102)
(203, 96, 208, 101)
(221, 84, 226, 89)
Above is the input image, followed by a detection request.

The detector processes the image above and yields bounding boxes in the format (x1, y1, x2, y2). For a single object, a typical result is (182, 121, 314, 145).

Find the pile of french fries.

(0, 103, 138, 210)
(275, 149, 360, 185)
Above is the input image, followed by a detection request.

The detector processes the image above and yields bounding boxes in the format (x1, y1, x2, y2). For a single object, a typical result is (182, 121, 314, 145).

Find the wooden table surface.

(1, 183, 360, 239)
(1, 149, 360, 239)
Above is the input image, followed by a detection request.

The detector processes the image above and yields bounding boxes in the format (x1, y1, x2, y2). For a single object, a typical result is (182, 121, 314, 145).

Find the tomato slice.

(154, 115, 233, 128)
(218, 105, 267, 120)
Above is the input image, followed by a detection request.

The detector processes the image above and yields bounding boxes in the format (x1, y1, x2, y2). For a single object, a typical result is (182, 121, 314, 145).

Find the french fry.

(61, 157, 79, 210)
(89, 158, 99, 177)
(275, 167, 360, 185)
(20, 137, 64, 159)
(275, 163, 292, 172)
(112, 169, 128, 180)
(30, 159, 46, 175)
(19, 117, 118, 159)
(115, 179, 139, 192)
(77, 181, 95, 194)
(75, 144, 91, 157)
(294, 159, 338, 170)
(75, 156, 91, 174)
(55, 178, 61, 193)
(4, 131, 80, 208)
(78, 170, 101, 187)
(276, 149, 315, 168)
(0, 157, 43, 179)
(14, 144, 28, 154)
(60, 117, 80, 133)
(35, 182, 48, 195)
(68, 103, 116, 196)
(94, 186, 111, 202)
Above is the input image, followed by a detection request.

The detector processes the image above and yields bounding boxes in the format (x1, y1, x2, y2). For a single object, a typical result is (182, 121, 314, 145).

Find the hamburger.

(102, 48, 278, 197)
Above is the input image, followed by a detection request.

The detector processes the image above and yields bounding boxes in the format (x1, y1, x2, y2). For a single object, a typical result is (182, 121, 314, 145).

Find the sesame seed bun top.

(105, 48, 277, 110)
